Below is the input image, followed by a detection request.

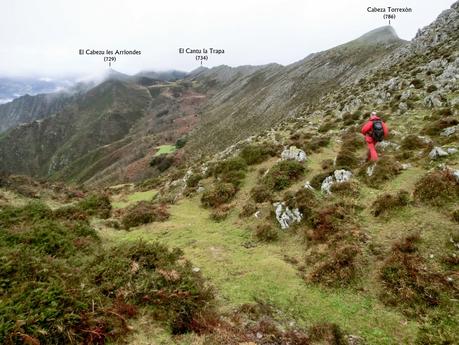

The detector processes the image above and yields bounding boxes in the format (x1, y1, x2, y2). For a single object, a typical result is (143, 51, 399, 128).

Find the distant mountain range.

(0, 77, 73, 104)
(0, 6, 457, 187)
(0, 69, 187, 105)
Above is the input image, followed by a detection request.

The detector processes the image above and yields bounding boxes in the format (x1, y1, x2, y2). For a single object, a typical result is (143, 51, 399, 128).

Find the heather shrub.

(310, 171, 332, 189)
(411, 78, 424, 89)
(321, 159, 334, 171)
(150, 154, 175, 172)
(284, 188, 317, 221)
(239, 143, 277, 165)
(75, 194, 112, 219)
(379, 234, 448, 316)
(452, 209, 459, 223)
(263, 160, 305, 191)
(121, 201, 170, 229)
(250, 184, 272, 203)
(359, 156, 401, 188)
(413, 170, 459, 206)
(372, 190, 410, 217)
(255, 223, 278, 242)
(422, 117, 458, 136)
(213, 157, 247, 187)
(240, 202, 257, 218)
(308, 245, 360, 287)
(303, 136, 330, 153)
(210, 205, 231, 222)
(400, 135, 429, 150)
(329, 181, 360, 197)
(186, 173, 203, 188)
(0, 204, 214, 345)
(308, 323, 347, 345)
(201, 183, 237, 208)
(335, 147, 359, 170)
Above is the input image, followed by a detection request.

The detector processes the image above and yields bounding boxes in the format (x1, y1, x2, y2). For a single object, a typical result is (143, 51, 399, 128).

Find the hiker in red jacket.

(361, 112, 389, 161)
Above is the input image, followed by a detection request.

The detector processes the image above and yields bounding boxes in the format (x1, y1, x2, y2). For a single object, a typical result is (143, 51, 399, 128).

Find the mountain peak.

(103, 68, 131, 81)
(356, 26, 402, 43)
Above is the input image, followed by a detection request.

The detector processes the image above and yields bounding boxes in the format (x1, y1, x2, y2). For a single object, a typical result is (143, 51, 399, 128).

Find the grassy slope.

(100, 165, 431, 344)
(99, 103, 458, 343)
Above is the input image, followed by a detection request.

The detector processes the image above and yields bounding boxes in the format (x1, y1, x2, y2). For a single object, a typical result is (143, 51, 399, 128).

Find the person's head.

(370, 111, 378, 120)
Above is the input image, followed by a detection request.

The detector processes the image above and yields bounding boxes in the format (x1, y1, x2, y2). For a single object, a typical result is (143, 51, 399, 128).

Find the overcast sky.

(0, 0, 455, 79)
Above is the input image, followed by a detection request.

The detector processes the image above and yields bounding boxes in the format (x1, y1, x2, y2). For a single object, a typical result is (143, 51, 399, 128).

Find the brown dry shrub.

(341, 131, 363, 150)
(422, 117, 458, 136)
(310, 171, 332, 189)
(400, 135, 429, 151)
(359, 156, 401, 188)
(335, 147, 360, 170)
(308, 322, 347, 345)
(321, 159, 334, 171)
(303, 136, 330, 153)
(452, 209, 459, 223)
(308, 245, 360, 287)
(284, 188, 317, 222)
(251, 184, 273, 203)
(306, 205, 349, 243)
(255, 222, 279, 242)
(205, 301, 348, 345)
(329, 181, 359, 197)
(121, 201, 170, 229)
(413, 170, 459, 206)
(210, 205, 231, 222)
(201, 183, 237, 208)
(240, 202, 257, 218)
(372, 190, 410, 217)
(379, 234, 449, 316)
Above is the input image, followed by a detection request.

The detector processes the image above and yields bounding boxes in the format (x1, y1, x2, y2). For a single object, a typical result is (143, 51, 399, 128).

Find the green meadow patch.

(155, 145, 177, 156)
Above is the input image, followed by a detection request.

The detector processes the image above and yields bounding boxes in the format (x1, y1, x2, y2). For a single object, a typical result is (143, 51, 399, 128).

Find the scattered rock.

(398, 102, 408, 113)
(401, 163, 412, 170)
(441, 125, 459, 137)
(367, 164, 376, 177)
(334, 169, 352, 183)
(321, 176, 335, 194)
(321, 169, 352, 194)
(429, 146, 449, 159)
(424, 92, 443, 108)
(254, 210, 261, 219)
(377, 141, 400, 151)
(348, 334, 365, 345)
(197, 186, 205, 193)
(192, 267, 201, 273)
(273, 202, 302, 230)
(182, 169, 193, 183)
(304, 181, 314, 190)
(447, 147, 458, 154)
(281, 146, 307, 162)
(400, 90, 412, 101)
(453, 170, 459, 182)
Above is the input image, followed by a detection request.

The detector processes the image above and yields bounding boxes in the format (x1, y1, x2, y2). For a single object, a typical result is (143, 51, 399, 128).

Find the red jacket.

(361, 116, 388, 143)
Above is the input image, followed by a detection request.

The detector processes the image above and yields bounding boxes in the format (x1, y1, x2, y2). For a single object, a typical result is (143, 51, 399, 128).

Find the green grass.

(100, 196, 417, 344)
(155, 145, 177, 156)
(111, 190, 157, 209)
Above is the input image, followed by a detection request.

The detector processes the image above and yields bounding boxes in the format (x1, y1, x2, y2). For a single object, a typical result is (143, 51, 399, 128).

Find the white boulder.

(273, 202, 302, 230)
(281, 146, 307, 162)
(321, 169, 352, 194)
(441, 125, 459, 137)
(429, 146, 449, 159)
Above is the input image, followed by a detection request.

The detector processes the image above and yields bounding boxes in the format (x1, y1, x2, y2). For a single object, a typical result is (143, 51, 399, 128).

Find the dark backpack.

(372, 120, 384, 142)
